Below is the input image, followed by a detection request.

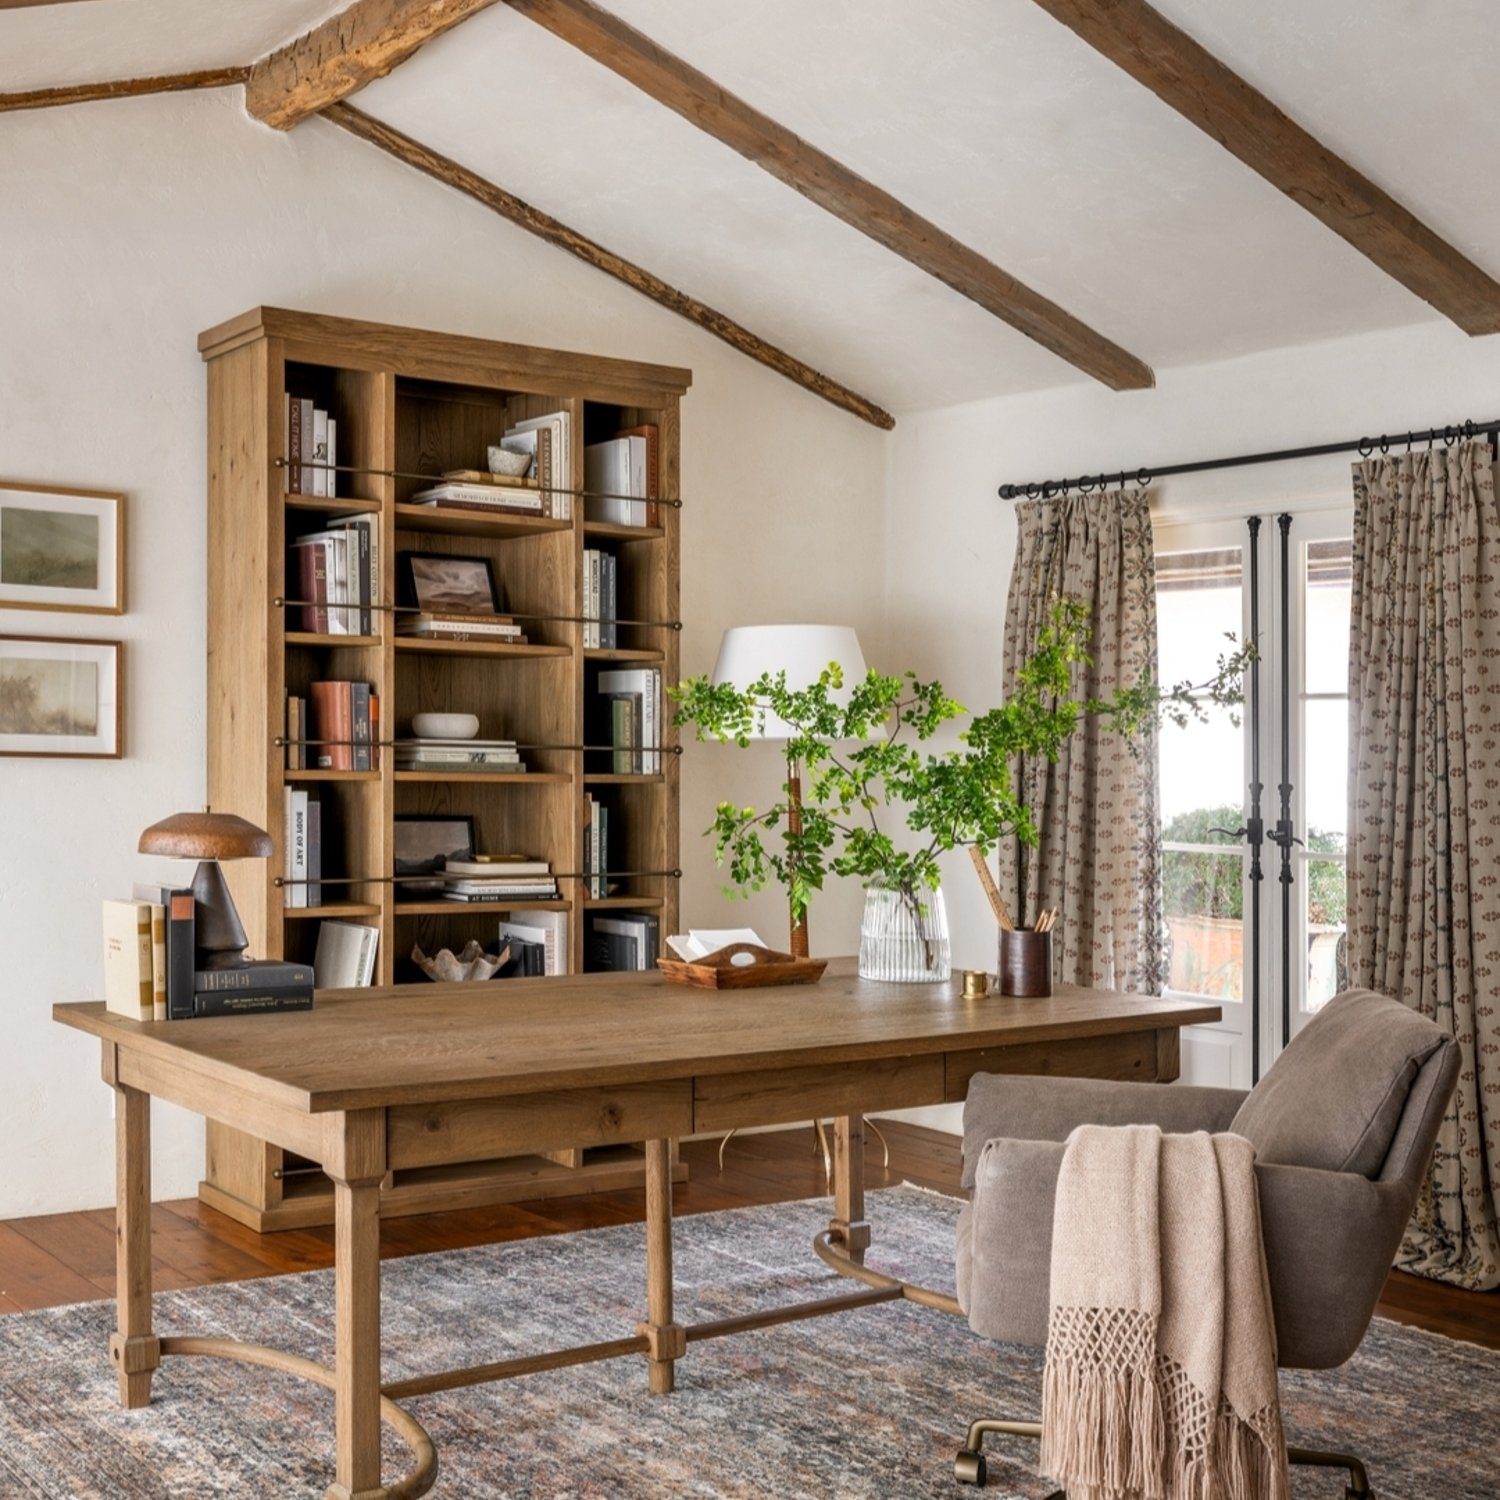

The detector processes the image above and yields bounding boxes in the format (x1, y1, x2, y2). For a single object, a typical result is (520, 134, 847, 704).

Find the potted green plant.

(671, 599, 1249, 981)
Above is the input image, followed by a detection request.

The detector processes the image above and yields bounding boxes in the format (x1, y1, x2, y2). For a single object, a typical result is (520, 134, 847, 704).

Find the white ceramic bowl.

(412, 712, 480, 740)
(486, 446, 533, 479)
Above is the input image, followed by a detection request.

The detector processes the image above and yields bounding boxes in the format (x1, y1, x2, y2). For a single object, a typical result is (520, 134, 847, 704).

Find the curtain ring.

(1026, 482, 1040, 500)
(1136, 467, 1151, 488)
(1079, 473, 1093, 494)
(1358, 437, 1373, 457)
(1378, 433, 1389, 454)
(1464, 419, 1476, 440)
(1444, 426, 1457, 447)
(1405, 431, 1413, 453)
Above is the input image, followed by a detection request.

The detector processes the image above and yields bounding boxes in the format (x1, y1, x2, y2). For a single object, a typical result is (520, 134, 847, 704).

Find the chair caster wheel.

(954, 1448, 987, 1486)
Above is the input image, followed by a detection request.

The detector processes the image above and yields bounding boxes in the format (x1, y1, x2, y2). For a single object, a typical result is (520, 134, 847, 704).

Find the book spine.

(291, 789, 308, 910)
(166, 892, 195, 1020)
(300, 397, 315, 493)
(351, 683, 372, 772)
(288, 395, 302, 495)
(605, 552, 617, 649)
(307, 795, 322, 908)
(327, 536, 348, 635)
(193, 991, 314, 1018)
(312, 407, 328, 498)
(327, 416, 337, 500)
(196, 963, 312, 991)
(149, 904, 167, 1022)
(537, 425, 557, 518)
(370, 694, 380, 774)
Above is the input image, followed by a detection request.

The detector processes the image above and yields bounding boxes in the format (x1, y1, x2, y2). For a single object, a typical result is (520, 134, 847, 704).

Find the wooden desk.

(56, 960, 1217, 1499)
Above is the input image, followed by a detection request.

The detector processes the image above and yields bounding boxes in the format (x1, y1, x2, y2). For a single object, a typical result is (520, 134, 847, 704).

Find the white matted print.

(0, 482, 124, 614)
(0, 636, 122, 758)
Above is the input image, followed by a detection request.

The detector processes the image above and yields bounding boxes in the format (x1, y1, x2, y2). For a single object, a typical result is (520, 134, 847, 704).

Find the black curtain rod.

(997, 416, 1500, 501)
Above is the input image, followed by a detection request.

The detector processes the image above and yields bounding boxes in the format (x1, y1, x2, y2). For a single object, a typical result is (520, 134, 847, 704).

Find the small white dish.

(412, 712, 480, 740)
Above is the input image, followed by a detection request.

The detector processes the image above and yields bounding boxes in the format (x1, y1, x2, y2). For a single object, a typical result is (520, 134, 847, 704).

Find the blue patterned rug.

(0, 1186, 1492, 1498)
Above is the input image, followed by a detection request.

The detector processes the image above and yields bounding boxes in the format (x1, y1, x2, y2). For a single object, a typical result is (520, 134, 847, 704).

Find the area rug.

(0, 1186, 1493, 1498)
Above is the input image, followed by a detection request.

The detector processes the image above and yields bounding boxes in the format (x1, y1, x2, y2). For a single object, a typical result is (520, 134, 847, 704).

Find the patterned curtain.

(1349, 441, 1500, 1290)
(998, 487, 1166, 993)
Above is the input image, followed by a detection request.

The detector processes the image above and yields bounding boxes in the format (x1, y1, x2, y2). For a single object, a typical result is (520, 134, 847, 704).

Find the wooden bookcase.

(198, 307, 687, 1230)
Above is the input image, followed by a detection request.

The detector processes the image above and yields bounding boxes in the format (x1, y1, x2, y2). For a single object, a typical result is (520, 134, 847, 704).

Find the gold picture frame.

(0, 481, 125, 615)
(0, 635, 123, 759)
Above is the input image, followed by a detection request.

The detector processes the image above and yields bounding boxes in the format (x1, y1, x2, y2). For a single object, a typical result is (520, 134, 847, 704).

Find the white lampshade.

(711, 624, 868, 740)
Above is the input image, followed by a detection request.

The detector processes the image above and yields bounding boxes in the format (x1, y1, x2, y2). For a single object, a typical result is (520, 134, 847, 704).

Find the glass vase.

(859, 884, 952, 983)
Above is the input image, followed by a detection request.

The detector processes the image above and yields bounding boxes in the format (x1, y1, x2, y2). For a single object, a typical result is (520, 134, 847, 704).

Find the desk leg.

(326, 1112, 385, 1500)
(639, 1138, 684, 1394)
(107, 1067, 159, 1409)
(830, 1115, 872, 1265)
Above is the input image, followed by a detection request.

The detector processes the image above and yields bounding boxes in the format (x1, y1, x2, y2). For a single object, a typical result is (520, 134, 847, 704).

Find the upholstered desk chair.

(953, 990, 1459, 1498)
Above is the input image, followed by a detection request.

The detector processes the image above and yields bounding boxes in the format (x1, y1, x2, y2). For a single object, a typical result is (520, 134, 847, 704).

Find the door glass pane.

(1305, 856, 1348, 1010)
(1303, 698, 1348, 853)
(1164, 849, 1243, 1000)
(1158, 545, 1246, 1003)
(1305, 539, 1352, 693)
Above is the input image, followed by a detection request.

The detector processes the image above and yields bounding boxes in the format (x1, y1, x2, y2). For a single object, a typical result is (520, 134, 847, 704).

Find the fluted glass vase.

(859, 883, 951, 982)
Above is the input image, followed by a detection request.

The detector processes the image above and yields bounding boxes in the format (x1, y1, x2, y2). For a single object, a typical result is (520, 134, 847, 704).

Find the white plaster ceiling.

(7, 0, 1500, 415)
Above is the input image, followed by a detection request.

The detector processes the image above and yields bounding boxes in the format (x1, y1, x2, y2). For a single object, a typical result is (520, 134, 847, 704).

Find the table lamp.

(712, 624, 867, 958)
(138, 809, 274, 971)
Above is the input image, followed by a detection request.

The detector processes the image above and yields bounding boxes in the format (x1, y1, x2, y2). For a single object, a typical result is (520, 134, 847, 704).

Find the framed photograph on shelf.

(396, 551, 500, 616)
(0, 635, 122, 759)
(394, 813, 476, 895)
(0, 482, 124, 615)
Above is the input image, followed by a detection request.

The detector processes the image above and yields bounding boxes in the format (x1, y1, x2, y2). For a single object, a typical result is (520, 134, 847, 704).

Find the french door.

(1154, 506, 1353, 1089)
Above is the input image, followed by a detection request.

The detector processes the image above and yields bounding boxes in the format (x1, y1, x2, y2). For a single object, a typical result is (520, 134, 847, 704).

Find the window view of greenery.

(1163, 803, 1347, 1001)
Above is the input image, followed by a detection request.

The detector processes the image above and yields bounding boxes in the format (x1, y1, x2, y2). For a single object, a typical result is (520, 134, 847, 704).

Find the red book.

(294, 541, 329, 634)
(309, 680, 354, 771)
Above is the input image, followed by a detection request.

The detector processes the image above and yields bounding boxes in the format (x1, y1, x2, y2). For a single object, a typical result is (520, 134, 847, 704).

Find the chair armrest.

(961, 1073, 1246, 1187)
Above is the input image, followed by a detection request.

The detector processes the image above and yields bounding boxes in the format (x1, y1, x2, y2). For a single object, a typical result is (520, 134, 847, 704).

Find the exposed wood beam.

(1030, 0, 1500, 335)
(0, 67, 247, 114)
(0, 0, 107, 8)
(321, 104, 895, 429)
(503, 0, 1153, 391)
(246, 0, 502, 130)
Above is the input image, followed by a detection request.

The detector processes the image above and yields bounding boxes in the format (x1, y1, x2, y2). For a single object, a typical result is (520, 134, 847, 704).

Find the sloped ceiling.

(7, 0, 1500, 414)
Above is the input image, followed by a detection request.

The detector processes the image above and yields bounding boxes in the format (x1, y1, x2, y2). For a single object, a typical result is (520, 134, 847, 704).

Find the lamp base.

(190, 859, 251, 970)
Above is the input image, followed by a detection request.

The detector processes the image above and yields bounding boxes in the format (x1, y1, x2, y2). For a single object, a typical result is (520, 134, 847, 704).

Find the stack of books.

(289, 513, 379, 634)
(583, 547, 617, 648)
(395, 611, 528, 643)
(495, 410, 572, 518)
(586, 912, 659, 971)
(584, 796, 608, 897)
(287, 681, 380, 771)
(410, 473, 548, 520)
(282, 788, 323, 910)
(284, 394, 338, 497)
(583, 425, 658, 527)
(194, 959, 313, 1017)
(441, 857, 558, 903)
(395, 736, 526, 773)
(497, 912, 569, 976)
(592, 667, 662, 774)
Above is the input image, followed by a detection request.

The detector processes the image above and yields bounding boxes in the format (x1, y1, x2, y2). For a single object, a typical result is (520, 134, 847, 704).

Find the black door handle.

(1208, 826, 1249, 841)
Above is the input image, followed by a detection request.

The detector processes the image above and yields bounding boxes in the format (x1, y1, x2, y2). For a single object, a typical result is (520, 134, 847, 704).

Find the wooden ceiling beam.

(246, 0, 501, 130)
(0, 67, 247, 114)
(502, 0, 1153, 391)
(322, 103, 895, 428)
(1030, 0, 1500, 335)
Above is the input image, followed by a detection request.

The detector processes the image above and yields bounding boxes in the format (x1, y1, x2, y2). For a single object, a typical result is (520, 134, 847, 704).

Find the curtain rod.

(996, 416, 1500, 501)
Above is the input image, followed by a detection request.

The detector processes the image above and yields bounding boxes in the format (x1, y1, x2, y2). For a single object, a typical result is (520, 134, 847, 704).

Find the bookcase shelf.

(202, 305, 686, 1232)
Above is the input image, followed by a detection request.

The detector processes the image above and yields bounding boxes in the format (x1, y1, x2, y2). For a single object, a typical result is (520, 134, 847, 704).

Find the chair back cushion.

(1230, 988, 1447, 1177)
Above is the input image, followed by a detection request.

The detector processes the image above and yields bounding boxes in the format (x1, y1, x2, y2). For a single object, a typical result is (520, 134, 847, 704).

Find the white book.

(314, 920, 379, 988)
(584, 438, 635, 525)
(665, 928, 765, 963)
(311, 408, 328, 498)
(300, 397, 315, 493)
(504, 411, 571, 518)
(290, 788, 309, 909)
(411, 482, 544, 510)
(326, 417, 337, 499)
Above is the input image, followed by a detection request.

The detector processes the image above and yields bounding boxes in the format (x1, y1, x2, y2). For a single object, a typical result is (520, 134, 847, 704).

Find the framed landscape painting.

(0, 482, 124, 614)
(0, 636, 122, 758)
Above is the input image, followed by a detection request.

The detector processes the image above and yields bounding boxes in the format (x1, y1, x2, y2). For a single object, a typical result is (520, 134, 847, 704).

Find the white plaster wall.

(882, 319, 1500, 1133)
(0, 88, 888, 1218)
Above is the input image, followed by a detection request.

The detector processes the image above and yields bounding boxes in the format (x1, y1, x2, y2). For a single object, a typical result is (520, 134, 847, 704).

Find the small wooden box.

(657, 942, 827, 990)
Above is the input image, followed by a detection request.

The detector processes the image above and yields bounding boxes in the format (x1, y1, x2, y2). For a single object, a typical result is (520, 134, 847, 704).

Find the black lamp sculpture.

(138, 809, 274, 970)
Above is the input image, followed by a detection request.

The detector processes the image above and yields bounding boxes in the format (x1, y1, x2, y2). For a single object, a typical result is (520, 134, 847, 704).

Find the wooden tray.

(657, 942, 827, 990)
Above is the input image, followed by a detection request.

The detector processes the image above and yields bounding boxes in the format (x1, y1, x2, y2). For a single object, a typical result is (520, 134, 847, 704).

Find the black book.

(351, 683, 372, 772)
(134, 883, 194, 1020)
(196, 960, 313, 992)
(193, 990, 314, 1018)
(497, 938, 545, 978)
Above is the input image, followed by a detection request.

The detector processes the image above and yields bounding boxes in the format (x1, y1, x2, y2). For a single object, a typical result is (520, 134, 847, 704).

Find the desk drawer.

(944, 1029, 1162, 1101)
(389, 1082, 694, 1169)
(693, 1055, 944, 1132)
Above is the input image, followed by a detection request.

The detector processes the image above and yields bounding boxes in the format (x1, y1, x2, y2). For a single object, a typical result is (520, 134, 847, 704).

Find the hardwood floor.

(1, 1120, 1495, 1350)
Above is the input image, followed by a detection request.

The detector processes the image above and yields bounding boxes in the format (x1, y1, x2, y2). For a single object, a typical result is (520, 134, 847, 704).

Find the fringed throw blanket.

(1041, 1125, 1289, 1500)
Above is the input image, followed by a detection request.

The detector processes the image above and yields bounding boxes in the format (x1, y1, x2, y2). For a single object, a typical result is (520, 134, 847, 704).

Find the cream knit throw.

(1040, 1124, 1289, 1500)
